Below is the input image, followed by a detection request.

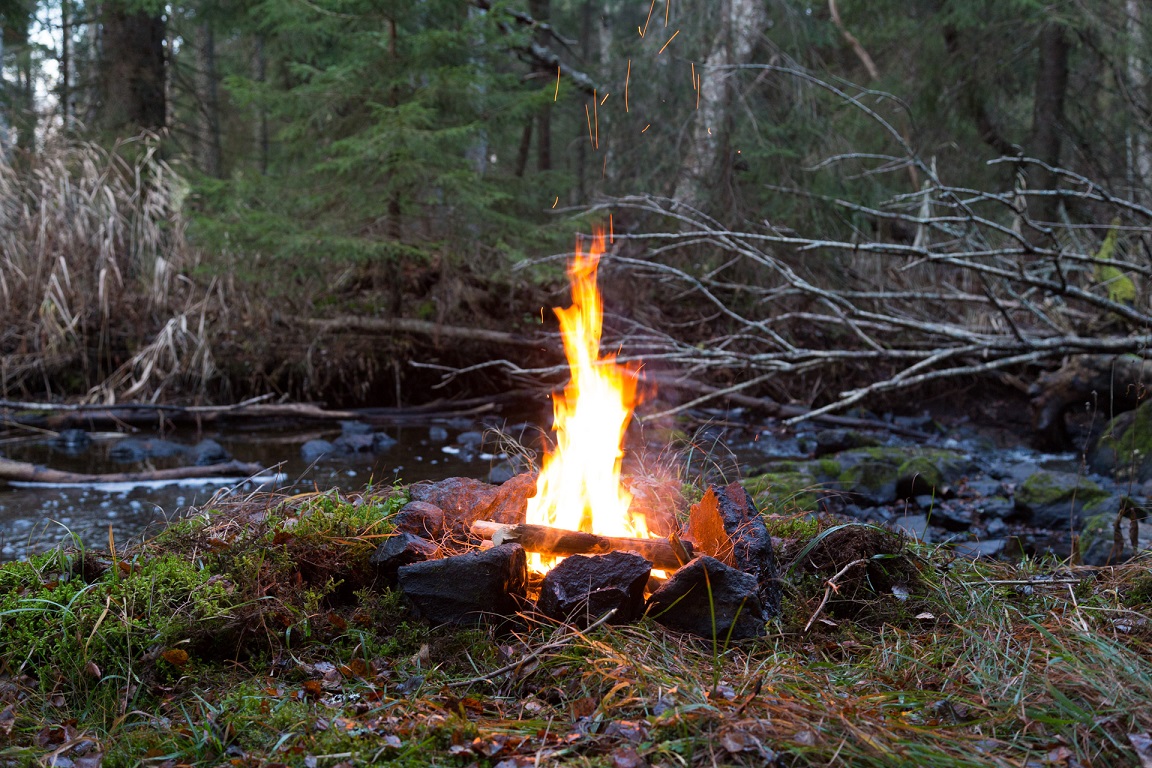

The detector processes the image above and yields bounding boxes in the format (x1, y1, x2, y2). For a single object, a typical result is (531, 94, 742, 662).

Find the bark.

(1028, 20, 1071, 224)
(196, 21, 223, 178)
(0, 457, 266, 486)
(529, 0, 553, 172)
(99, 1, 167, 132)
(672, 0, 766, 212)
(253, 36, 269, 174)
(1128, 0, 1151, 206)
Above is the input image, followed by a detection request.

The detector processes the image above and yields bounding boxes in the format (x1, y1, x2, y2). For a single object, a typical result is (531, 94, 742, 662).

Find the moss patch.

(743, 470, 822, 513)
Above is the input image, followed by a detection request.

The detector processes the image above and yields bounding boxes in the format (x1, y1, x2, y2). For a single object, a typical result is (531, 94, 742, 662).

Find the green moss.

(742, 471, 822, 513)
(1017, 472, 1109, 508)
(815, 457, 842, 479)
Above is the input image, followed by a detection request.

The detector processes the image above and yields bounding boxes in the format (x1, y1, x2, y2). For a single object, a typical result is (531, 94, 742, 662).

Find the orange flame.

(525, 230, 650, 573)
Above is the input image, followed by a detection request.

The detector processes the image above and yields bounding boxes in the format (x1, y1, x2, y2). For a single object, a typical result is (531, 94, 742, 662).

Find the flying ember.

(524, 230, 652, 573)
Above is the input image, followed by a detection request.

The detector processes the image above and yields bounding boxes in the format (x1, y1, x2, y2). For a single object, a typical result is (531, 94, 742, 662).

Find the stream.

(0, 404, 1129, 564)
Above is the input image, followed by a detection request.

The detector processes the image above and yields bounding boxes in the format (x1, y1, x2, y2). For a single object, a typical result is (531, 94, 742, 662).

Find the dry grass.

(0, 135, 218, 401)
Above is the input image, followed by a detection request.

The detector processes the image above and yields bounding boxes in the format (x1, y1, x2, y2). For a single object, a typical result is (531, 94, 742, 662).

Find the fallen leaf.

(611, 747, 646, 768)
(915, 612, 937, 621)
(85, 662, 102, 679)
(301, 680, 324, 699)
(160, 649, 189, 668)
(1130, 734, 1152, 768)
(720, 729, 757, 753)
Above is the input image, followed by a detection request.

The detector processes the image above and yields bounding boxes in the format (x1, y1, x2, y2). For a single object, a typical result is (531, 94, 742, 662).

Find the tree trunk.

(529, 0, 553, 172)
(672, 0, 766, 213)
(253, 36, 269, 174)
(196, 21, 223, 178)
(99, 1, 167, 132)
(1027, 20, 1070, 225)
(60, 0, 71, 129)
(1127, 0, 1151, 207)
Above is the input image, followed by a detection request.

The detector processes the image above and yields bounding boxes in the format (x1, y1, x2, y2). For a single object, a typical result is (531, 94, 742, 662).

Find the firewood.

(470, 520, 692, 570)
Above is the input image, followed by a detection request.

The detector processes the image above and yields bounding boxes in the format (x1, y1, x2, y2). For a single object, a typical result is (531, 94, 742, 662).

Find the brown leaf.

(326, 612, 348, 631)
(301, 680, 324, 699)
(570, 696, 596, 719)
(85, 662, 102, 679)
(160, 649, 189, 668)
(720, 729, 757, 753)
(610, 747, 647, 768)
(685, 487, 734, 565)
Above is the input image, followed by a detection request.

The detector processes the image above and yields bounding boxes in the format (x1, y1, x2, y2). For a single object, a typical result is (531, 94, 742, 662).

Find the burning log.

(470, 520, 692, 571)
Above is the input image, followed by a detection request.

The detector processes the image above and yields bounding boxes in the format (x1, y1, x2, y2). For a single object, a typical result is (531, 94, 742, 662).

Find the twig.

(804, 559, 869, 632)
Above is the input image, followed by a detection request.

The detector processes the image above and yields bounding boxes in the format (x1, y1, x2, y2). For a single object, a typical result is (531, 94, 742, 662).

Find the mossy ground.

(2, 490, 1151, 767)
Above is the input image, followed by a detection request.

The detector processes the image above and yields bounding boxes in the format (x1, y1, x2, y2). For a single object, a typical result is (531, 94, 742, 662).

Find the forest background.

(1, 0, 1151, 421)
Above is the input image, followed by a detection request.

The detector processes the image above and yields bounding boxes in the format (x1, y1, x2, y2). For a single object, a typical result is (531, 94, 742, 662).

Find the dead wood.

(0, 457, 267, 485)
(302, 316, 548, 348)
(470, 520, 693, 571)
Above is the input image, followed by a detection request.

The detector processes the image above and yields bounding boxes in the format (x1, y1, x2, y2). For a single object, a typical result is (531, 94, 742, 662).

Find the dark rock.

(537, 552, 652, 625)
(975, 496, 1015, 519)
(961, 478, 1004, 498)
(409, 477, 500, 530)
(832, 447, 974, 505)
(392, 501, 446, 539)
(300, 439, 336, 463)
(372, 432, 398, 452)
(53, 428, 92, 453)
(340, 420, 373, 436)
(985, 517, 1008, 536)
(890, 513, 930, 542)
(370, 533, 440, 578)
(488, 461, 518, 485)
(192, 439, 230, 466)
(428, 426, 450, 442)
(397, 543, 528, 625)
(1014, 470, 1112, 529)
(109, 438, 187, 462)
(457, 431, 484, 447)
(814, 429, 880, 457)
(1079, 501, 1151, 565)
(646, 556, 766, 640)
(928, 501, 974, 531)
(953, 539, 1009, 559)
(711, 482, 782, 617)
(334, 433, 375, 453)
(1088, 400, 1152, 482)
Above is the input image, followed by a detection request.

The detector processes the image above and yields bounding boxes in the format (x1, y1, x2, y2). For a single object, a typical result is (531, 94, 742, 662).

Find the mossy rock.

(742, 470, 822, 513)
(1089, 399, 1152, 482)
(1079, 502, 1151, 565)
(1015, 471, 1112, 529)
(828, 447, 974, 505)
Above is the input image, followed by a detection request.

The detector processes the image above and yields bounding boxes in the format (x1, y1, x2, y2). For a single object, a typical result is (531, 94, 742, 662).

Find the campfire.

(370, 230, 781, 639)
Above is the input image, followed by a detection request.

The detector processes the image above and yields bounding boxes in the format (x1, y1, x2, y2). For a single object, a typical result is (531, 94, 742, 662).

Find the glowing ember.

(525, 230, 652, 573)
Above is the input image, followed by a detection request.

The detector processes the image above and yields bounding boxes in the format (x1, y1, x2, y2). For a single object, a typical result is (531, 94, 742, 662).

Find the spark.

(593, 89, 599, 149)
(625, 60, 631, 112)
(658, 29, 679, 54)
(554, 66, 560, 101)
(642, 124, 651, 133)
(610, 214, 614, 242)
(665, 0, 670, 26)
(600, 92, 610, 105)
(585, 103, 594, 147)
(552, 196, 559, 209)
(641, 0, 656, 37)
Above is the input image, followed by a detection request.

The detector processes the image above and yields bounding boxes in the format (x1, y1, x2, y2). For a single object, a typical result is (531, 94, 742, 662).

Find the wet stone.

(891, 513, 930, 542)
(975, 496, 1015, 519)
(334, 433, 375, 453)
(370, 533, 440, 578)
(392, 501, 445, 539)
(372, 432, 398, 452)
(340, 420, 373, 436)
(193, 439, 231, 466)
(398, 543, 528, 626)
(537, 552, 652, 625)
(928, 501, 974, 531)
(953, 539, 1009, 559)
(53, 429, 92, 453)
(646, 556, 766, 640)
(109, 438, 187, 462)
(300, 439, 335, 463)
(814, 429, 880, 457)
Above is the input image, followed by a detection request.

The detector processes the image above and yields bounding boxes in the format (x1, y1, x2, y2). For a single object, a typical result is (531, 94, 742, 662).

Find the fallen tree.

(0, 457, 267, 486)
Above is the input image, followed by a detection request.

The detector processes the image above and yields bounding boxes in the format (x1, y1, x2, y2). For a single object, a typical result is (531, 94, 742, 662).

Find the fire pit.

(370, 230, 780, 639)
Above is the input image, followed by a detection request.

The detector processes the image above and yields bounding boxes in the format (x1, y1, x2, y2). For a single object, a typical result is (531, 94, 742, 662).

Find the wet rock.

(961, 477, 1004, 498)
(340, 420, 373, 436)
(370, 533, 440, 578)
(1088, 400, 1152, 482)
(985, 517, 1008, 536)
(300, 439, 336, 463)
(975, 496, 1015, 519)
(488, 461, 519, 485)
(334, 433, 375, 453)
(192, 439, 230, 466)
(927, 500, 973, 531)
(428, 425, 449, 442)
(109, 438, 187, 462)
(953, 539, 1010, 559)
(830, 447, 974, 505)
(814, 429, 880, 457)
(537, 551, 652, 625)
(485, 472, 537, 525)
(1078, 501, 1151, 565)
(646, 556, 766, 640)
(409, 477, 500, 530)
(53, 429, 92, 453)
(891, 513, 930, 542)
(397, 543, 528, 625)
(392, 501, 445, 539)
(372, 432, 398, 452)
(1014, 471, 1112, 529)
(687, 483, 781, 617)
(457, 431, 484, 447)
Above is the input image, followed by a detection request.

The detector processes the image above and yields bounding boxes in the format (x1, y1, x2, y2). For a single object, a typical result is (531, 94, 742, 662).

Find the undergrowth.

(1, 487, 1150, 767)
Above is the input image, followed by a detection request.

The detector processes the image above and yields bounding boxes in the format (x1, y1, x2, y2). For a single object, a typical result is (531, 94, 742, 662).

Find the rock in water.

(300, 439, 335, 463)
(193, 439, 231, 466)
(707, 482, 782, 618)
(370, 533, 440, 579)
(397, 543, 528, 625)
(646, 556, 765, 640)
(537, 552, 652, 625)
